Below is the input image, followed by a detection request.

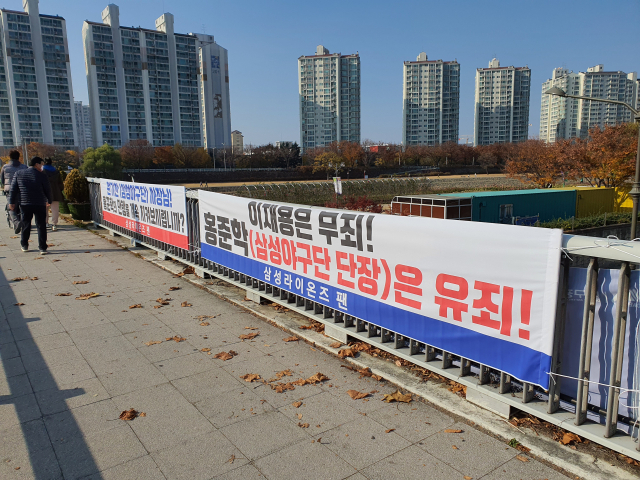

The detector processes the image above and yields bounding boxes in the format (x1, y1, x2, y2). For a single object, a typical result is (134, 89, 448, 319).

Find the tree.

(121, 140, 154, 169)
(477, 152, 498, 174)
(313, 151, 343, 177)
(339, 141, 364, 169)
(81, 144, 122, 179)
(18, 142, 56, 161)
(153, 146, 174, 168)
(504, 140, 565, 187)
(183, 147, 211, 168)
(277, 142, 301, 169)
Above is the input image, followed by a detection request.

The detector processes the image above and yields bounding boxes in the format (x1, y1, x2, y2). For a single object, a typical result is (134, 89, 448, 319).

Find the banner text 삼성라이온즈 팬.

(100, 179, 189, 249)
(198, 191, 563, 388)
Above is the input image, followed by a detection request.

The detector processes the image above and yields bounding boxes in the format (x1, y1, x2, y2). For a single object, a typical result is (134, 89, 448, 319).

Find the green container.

(59, 199, 70, 214)
(68, 203, 91, 221)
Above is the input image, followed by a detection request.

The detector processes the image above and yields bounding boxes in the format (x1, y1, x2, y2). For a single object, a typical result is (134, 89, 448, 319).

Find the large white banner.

(100, 179, 188, 249)
(198, 191, 563, 388)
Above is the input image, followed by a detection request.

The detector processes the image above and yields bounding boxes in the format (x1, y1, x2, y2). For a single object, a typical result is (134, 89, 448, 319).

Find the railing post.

(575, 257, 598, 425)
(548, 257, 570, 414)
(605, 262, 630, 438)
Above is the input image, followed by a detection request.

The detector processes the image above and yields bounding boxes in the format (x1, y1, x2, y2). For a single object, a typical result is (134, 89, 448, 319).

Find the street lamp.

(545, 87, 640, 239)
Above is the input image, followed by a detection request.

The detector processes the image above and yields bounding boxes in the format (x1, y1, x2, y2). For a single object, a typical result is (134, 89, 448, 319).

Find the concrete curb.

(90, 227, 636, 480)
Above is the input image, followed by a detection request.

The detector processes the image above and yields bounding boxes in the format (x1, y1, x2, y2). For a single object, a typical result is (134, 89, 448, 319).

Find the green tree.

(81, 143, 122, 179)
(313, 151, 344, 177)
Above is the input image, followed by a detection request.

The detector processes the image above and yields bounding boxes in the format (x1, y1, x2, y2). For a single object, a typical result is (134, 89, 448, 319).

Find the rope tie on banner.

(546, 372, 640, 408)
(562, 236, 640, 262)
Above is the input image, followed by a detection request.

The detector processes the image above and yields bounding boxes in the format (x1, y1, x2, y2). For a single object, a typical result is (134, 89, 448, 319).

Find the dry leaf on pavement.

(10, 277, 30, 282)
(139, 412, 146, 417)
(76, 292, 100, 300)
(239, 332, 259, 340)
(165, 336, 186, 343)
(282, 336, 299, 342)
(228, 454, 235, 464)
(560, 432, 582, 445)
(213, 351, 235, 361)
(169, 286, 181, 291)
(463, 476, 473, 480)
(244, 326, 258, 330)
(156, 298, 170, 305)
(452, 445, 459, 450)
(297, 413, 303, 420)
(14, 302, 25, 306)
(382, 391, 412, 403)
(119, 409, 139, 421)
(201, 348, 211, 352)
(73, 280, 89, 284)
(337, 349, 355, 358)
(306, 372, 328, 383)
(56, 292, 72, 296)
(200, 322, 210, 326)
(515, 455, 529, 462)
(444, 429, 463, 433)
(174, 266, 195, 277)
(347, 390, 369, 400)
(297, 422, 310, 428)
(329, 342, 342, 348)
(385, 429, 395, 433)
(240, 373, 261, 382)
(292, 401, 302, 408)
(129, 304, 142, 309)
(144, 340, 162, 346)
(181, 301, 192, 307)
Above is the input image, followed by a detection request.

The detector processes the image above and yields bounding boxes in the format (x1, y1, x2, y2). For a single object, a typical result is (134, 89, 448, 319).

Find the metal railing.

(87, 178, 640, 460)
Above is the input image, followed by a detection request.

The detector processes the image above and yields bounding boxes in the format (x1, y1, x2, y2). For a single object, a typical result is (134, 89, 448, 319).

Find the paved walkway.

(0, 198, 570, 479)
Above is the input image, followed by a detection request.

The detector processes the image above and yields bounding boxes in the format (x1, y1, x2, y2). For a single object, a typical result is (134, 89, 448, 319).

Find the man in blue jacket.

(1, 149, 27, 233)
(9, 156, 52, 254)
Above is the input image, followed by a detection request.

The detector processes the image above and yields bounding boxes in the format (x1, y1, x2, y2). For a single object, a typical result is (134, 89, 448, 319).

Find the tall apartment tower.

(402, 52, 460, 146)
(474, 58, 531, 146)
(298, 45, 360, 152)
(0, 0, 77, 148)
(74, 101, 92, 151)
(231, 130, 243, 154)
(82, 4, 231, 149)
(540, 65, 638, 143)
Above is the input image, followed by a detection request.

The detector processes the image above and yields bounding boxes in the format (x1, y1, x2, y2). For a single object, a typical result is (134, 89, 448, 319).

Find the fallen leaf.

(239, 332, 259, 340)
(129, 304, 142, 309)
(174, 266, 195, 277)
(119, 409, 138, 421)
(73, 280, 89, 284)
(560, 432, 582, 445)
(337, 348, 355, 358)
(274, 369, 293, 379)
(240, 373, 261, 382)
(165, 336, 186, 343)
(76, 292, 100, 300)
(169, 286, 181, 291)
(395, 360, 402, 367)
(385, 429, 395, 433)
(307, 372, 328, 383)
(452, 445, 459, 450)
(464, 476, 473, 480)
(244, 326, 259, 330)
(94, 254, 103, 257)
(14, 302, 25, 306)
(329, 341, 342, 348)
(298, 422, 310, 428)
(228, 454, 235, 464)
(52, 259, 61, 262)
(200, 322, 210, 326)
(201, 348, 211, 352)
(282, 336, 299, 342)
(55, 292, 72, 296)
(139, 412, 146, 417)
(153, 305, 163, 309)
(10, 277, 30, 282)
(444, 429, 463, 433)
(515, 455, 529, 462)
(180, 301, 192, 307)
(144, 340, 162, 346)
(382, 391, 412, 403)
(10, 235, 18, 238)
(213, 351, 234, 361)
(156, 298, 170, 305)
(292, 401, 302, 408)
(297, 413, 303, 420)
(347, 390, 369, 400)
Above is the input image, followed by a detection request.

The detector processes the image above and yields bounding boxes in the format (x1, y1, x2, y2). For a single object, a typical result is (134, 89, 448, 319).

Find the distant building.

(82, 4, 231, 149)
(402, 52, 460, 146)
(299, 45, 360, 152)
(74, 101, 93, 151)
(274, 141, 295, 148)
(540, 65, 638, 143)
(0, 0, 77, 148)
(231, 130, 243, 154)
(474, 58, 531, 146)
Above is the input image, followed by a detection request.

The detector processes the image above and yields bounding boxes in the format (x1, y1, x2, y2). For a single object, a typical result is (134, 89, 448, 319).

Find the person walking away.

(9, 156, 52, 254)
(42, 158, 63, 231)
(0, 149, 27, 233)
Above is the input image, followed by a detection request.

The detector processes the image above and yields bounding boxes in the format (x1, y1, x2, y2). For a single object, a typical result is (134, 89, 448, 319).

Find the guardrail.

(87, 178, 640, 460)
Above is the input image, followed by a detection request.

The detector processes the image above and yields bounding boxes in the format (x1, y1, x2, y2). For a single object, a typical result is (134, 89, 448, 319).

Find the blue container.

(441, 189, 577, 224)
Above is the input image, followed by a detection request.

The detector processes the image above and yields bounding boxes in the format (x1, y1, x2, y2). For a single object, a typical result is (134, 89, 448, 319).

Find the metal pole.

(629, 116, 640, 239)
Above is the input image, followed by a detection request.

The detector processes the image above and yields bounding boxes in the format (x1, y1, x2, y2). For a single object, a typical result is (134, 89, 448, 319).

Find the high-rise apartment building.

(402, 52, 460, 146)
(474, 58, 531, 146)
(0, 0, 77, 148)
(82, 4, 230, 149)
(299, 45, 360, 152)
(74, 100, 92, 151)
(540, 65, 638, 143)
(231, 130, 243, 154)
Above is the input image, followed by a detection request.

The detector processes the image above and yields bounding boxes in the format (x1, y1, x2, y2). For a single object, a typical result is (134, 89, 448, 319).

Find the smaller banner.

(100, 179, 188, 249)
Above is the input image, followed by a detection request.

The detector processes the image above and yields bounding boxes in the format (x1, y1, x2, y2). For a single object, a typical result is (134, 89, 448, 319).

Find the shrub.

(64, 168, 90, 203)
(325, 195, 383, 213)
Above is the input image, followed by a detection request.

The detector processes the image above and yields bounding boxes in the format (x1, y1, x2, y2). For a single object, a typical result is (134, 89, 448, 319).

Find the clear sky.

(24, 0, 640, 146)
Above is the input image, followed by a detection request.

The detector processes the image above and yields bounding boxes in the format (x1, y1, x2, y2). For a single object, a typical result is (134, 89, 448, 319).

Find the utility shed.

(440, 189, 577, 224)
(555, 187, 615, 218)
(390, 195, 472, 220)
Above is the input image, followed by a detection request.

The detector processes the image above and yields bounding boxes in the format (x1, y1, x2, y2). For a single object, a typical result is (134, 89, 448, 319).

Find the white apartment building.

(474, 58, 531, 146)
(231, 129, 242, 154)
(299, 45, 360, 152)
(0, 0, 77, 148)
(82, 4, 230, 149)
(74, 100, 92, 151)
(402, 52, 460, 146)
(540, 65, 638, 143)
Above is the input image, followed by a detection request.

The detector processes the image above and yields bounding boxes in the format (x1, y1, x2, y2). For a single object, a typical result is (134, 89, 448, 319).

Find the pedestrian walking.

(42, 158, 64, 231)
(8, 156, 52, 254)
(1, 150, 27, 233)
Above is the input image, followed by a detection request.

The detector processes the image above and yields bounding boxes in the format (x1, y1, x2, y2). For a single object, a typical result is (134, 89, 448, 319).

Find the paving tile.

(481, 455, 569, 480)
(11, 318, 66, 340)
(21, 344, 86, 372)
(219, 411, 309, 460)
(66, 322, 122, 342)
(152, 430, 248, 480)
(0, 372, 33, 399)
(82, 455, 165, 480)
(315, 416, 412, 470)
(279, 391, 360, 434)
(27, 358, 96, 392)
(44, 399, 123, 439)
(97, 362, 167, 396)
(35, 377, 111, 416)
(0, 393, 42, 430)
(195, 386, 275, 428)
(254, 438, 356, 480)
(360, 444, 464, 480)
(171, 368, 244, 403)
(154, 351, 217, 381)
(213, 464, 265, 480)
(417, 422, 517, 478)
(1, 355, 25, 377)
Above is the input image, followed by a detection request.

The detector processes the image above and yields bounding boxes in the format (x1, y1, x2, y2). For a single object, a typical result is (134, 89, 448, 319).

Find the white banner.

(198, 191, 563, 388)
(100, 179, 188, 249)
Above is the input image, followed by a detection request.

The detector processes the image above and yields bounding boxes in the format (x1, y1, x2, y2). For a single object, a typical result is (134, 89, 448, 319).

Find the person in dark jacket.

(42, 158, 64, 231)
(1, 150, 27, 233)
(9, 156, 52, 254)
